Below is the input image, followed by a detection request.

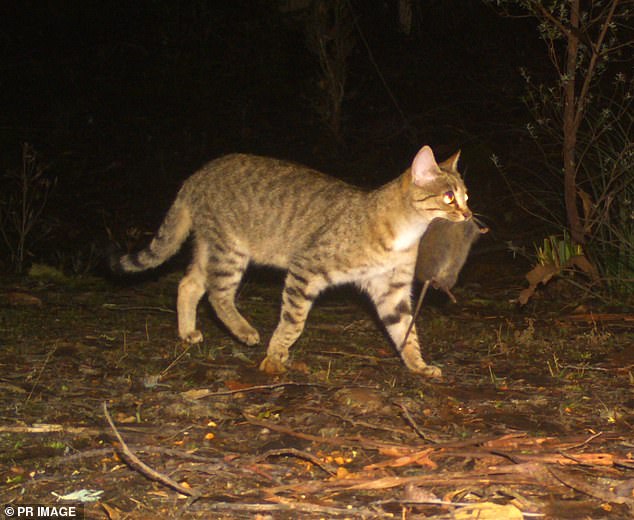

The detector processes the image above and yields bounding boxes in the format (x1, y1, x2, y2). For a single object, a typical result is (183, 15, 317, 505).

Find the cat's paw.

(238, 328, 260, 346)
(182, 330, 204, 344)
(259, 355, 287, 375)
(411, 363, 442, 379)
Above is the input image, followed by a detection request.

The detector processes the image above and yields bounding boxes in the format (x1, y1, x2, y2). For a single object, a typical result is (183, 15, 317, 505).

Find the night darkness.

(3, 4, 634, 515)
(0, 1, 547, 272)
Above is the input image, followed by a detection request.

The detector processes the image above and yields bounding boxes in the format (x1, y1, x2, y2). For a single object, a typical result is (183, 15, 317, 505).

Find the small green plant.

(519, 233, 598, 305)
(305, 0, 355, 142)
(52, 242, 103, 275)
(535, 231, 583, 270)
(489, 1, 633, 299)
(45, 441, 67, 450)
(514, 317, 536, 346)
(0, 143, 56, 273)
(579, 89, 634, 295)
(547, 353, 562, 378)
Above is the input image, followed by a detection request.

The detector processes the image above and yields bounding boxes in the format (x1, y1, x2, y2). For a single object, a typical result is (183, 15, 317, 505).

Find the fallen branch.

(243, 414, 506, 454)
(256, 447, 337, 476)
(0, 424, 102, 435)
(101, 303, 175, 313)
(190, 500, 379, 517)
(264, 471, 540, 497)
(562, 313, 634, 322)
(102, 402, 198, 499)
(302, 405, 414, 437)
(185, 381, 329, 400)
(549, 466, 634, 507)
(243, 413, 416, 451)
(395, 400, 437, 443)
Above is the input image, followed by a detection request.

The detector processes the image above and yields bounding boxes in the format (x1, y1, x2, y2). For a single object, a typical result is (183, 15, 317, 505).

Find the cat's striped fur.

(112, 146, 471, 378)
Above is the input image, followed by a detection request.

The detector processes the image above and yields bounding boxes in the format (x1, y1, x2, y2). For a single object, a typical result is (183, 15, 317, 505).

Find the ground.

(1, 253, 633, 519)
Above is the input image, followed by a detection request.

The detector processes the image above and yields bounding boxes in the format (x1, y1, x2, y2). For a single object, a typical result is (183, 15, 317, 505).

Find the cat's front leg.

(366, 276, 442, 379)
(260, 269, 321, 374)
(397, 322, 442, 378)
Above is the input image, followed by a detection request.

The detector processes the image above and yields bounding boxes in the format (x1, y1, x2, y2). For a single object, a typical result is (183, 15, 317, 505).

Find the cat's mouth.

(427, 204, 473, 222)
(445, 208, 472, 222)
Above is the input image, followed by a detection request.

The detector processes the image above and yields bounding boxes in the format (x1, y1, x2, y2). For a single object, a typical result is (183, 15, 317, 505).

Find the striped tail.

(111, 199, 192, 274)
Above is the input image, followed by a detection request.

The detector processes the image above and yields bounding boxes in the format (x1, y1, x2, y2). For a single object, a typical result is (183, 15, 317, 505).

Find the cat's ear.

(411, 145, 440, 186)
(440, 150, 461, 172)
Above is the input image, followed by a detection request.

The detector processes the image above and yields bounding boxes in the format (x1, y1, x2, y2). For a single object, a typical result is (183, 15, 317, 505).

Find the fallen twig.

(102, 402, 198, 498)
(302, 405, 414, 437)
(395, 400, 438, 443)
(26, 344, 57, 405)
(256, 447, 337, 475)
(263, 471, 539, 497)
(243, 413, 412, 451)
(186, 381, 329, 400)
(190, 500, 379, 517)
(549, 466, 634, 507)
(562, 313, 634, 322)
(101, 303, 175, 313)
(0, 424, 102, 435)
(244, 414, 508, 454)
(558, 364, 611, 372)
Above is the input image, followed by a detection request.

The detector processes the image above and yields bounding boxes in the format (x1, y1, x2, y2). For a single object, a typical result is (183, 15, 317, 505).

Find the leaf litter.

(1, 263, 633, 519)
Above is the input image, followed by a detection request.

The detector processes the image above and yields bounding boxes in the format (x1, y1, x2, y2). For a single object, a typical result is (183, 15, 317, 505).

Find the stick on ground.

(102, 401, 198, 498)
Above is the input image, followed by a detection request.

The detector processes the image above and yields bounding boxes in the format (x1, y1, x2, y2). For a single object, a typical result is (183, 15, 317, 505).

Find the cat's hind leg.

(364, 274, 442, 379)
(207, 247, 260, 346)
(260, 269, 324, 374)
(177, 242, 209, 343)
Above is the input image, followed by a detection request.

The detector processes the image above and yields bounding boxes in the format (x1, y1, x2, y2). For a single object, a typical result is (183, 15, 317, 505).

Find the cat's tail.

(111, 199, 192, 274)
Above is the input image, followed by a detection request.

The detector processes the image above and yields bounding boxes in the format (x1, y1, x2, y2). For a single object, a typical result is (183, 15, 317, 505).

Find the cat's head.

(403, 145, 471, 223)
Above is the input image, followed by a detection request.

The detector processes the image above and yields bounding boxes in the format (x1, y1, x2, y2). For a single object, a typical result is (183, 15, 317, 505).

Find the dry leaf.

(453, 502, 523, 520)
(6, 291, 43, 306)
(403, 483, 439, 502)
(364, 448, 437, 470)
(180, 388, 210, 400)
(377, 446, 411, 458)
(568, 255, 600, 281)
(224, 380, 254, 391)
(100, 502, 123, 520)
(114, 413, 136, 424)
(525, 262, 558, 287)
(518, 253, 598, 305)
(336, 466, 349, 478)
(518, 262, 559, 305)
(289, 361, 311, 373)
(577, 188, 595, 234)
(346, 476, 406, 490)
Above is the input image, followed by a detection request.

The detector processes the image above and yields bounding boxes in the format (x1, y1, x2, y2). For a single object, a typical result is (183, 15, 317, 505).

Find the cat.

(112, 145, 471, 378)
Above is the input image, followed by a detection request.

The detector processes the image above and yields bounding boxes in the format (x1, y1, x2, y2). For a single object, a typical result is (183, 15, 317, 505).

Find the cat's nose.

(461, 208, 472, 220)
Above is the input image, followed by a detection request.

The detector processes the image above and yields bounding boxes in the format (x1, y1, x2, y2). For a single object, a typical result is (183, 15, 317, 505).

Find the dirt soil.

(1, 255, 633, 519)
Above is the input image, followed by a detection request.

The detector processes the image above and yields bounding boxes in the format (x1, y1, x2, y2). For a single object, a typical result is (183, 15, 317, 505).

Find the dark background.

(0, 1, 549, 273)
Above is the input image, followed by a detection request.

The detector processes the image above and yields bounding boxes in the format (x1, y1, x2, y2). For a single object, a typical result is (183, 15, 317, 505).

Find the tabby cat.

(112, 145, 471, 378)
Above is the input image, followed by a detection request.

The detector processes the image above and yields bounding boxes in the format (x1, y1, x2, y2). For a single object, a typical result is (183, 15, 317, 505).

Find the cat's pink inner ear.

(411, 145, 439, 186)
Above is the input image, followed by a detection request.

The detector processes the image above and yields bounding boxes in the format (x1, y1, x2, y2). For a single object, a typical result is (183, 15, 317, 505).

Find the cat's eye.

(442, 191, 455, 205)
